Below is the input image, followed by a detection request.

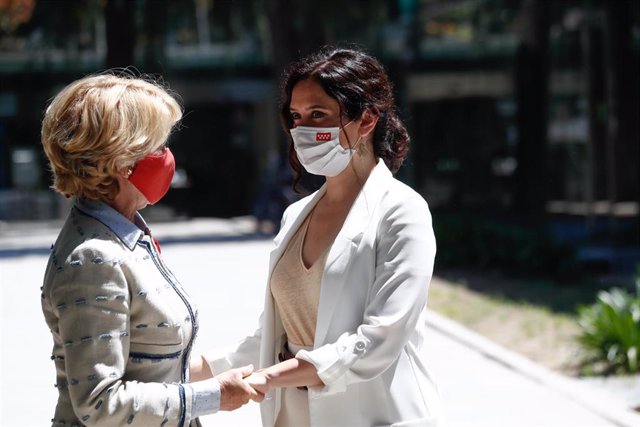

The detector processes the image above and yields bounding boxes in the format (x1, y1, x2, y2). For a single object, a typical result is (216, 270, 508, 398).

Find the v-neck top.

(270, 212, 329, 347)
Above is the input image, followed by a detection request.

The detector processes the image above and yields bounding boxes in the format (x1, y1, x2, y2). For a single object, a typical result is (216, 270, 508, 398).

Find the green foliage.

(576, 278, 640, 375)
(433, 215, 577, 278)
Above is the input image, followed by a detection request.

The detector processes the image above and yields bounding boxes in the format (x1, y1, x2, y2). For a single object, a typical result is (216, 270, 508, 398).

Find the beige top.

(270, 213, 329, 347)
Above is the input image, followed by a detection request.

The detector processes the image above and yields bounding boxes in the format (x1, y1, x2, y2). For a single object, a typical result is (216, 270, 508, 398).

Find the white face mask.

(290, 122, 358, 177)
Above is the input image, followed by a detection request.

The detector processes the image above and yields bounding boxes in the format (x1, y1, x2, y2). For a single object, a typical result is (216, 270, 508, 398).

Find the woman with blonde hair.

(40, 73, 260, 426)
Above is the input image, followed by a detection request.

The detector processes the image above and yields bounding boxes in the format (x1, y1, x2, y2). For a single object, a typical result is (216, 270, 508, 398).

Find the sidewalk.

(425, 310, 640, 427)
(1, 218, 640, 426)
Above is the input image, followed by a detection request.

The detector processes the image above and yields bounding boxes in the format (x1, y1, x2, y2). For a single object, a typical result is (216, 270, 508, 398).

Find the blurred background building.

(0, 0, 638, 278)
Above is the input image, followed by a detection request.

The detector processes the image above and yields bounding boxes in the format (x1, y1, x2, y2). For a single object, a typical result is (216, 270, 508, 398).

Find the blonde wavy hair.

(41, 73, 182, 201)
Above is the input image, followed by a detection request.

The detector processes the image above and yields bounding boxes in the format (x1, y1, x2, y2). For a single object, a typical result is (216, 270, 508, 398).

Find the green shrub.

(576, 280, 640, 375)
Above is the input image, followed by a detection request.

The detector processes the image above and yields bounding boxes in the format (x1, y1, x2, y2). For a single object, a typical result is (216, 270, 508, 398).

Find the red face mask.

(129, 147, 175, 205)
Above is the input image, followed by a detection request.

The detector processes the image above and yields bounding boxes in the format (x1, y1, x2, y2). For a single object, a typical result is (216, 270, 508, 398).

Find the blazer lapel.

(315, 161, 392, 345)
(269, 185, 327, 273)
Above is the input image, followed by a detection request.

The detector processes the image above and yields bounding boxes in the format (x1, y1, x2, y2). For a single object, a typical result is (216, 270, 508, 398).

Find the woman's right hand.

(216, 365, 264, 410)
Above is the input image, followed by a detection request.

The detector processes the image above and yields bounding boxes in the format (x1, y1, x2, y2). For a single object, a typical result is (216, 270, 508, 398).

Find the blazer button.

(354, 340, 366, 354)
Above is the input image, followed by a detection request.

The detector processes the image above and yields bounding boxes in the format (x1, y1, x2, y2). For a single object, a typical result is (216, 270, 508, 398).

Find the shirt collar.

(74, 198, 147, 251)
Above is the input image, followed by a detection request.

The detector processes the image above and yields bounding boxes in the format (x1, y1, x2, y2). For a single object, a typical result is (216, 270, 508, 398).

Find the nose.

(292, 118, 311, 128)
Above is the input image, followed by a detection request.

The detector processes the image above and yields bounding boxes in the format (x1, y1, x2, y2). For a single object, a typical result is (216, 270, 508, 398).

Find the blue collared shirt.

(74, 198, 148, 250)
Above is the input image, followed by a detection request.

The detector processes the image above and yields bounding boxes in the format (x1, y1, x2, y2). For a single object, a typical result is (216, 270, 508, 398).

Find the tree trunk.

(581, 11, 607, 231)
(265, 0, 301, 75)
(143, 0, 169, 74)
(602, 0, 639, 243)
(514, 0, 550, 219)
(105, 0, 134, 69)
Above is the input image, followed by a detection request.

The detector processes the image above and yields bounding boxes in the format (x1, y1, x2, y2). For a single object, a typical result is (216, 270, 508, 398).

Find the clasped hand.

(244, 370, 270, 395)
(215, 365, 272, 411)
(216, 365, 265, 411)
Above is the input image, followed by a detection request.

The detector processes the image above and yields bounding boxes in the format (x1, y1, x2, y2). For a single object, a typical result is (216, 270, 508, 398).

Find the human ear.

(359, 109, 379, 138)
(117, 166, 133, 179)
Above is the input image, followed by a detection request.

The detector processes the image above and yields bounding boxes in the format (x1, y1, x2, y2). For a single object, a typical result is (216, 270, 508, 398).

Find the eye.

(311, 111, 325, 119)
(290, 112, 301, 121)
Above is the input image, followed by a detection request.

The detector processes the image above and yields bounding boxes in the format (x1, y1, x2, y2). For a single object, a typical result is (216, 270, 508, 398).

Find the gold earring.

(356, 138, 368, 157)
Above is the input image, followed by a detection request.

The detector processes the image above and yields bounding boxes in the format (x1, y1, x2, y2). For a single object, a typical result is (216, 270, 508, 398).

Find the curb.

(425, 310, 640, 427)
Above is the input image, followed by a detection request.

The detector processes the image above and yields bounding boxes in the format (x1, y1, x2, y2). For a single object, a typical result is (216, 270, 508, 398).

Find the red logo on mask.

(316, 132, 331, 142)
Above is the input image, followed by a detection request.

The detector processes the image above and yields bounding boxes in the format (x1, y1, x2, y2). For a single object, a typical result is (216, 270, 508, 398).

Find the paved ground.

(1, 218, 639, 426)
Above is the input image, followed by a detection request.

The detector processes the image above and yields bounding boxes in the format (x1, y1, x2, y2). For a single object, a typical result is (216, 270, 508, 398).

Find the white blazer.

(205, 161, 445, 427)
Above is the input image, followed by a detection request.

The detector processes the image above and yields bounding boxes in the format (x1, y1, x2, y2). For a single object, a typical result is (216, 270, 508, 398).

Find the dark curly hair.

(279, 46, 410, 192)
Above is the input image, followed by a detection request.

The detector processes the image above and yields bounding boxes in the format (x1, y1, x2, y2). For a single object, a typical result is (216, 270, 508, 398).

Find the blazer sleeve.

(201, 317, 263, 374)
(296, 193, 436, 396)
(47, 243, 192, 426)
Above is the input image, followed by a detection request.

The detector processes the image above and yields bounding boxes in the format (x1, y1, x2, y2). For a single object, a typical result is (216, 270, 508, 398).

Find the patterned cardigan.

(41, 199, 200, 426)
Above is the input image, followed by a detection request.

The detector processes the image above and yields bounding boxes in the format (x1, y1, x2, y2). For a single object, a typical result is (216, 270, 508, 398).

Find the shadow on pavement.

(0, 233, 274, 259)
(436, 268, 609, 316)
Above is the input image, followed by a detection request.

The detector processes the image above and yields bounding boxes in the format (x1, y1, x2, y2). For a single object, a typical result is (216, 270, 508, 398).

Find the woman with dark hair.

(203, 46, 445, 426)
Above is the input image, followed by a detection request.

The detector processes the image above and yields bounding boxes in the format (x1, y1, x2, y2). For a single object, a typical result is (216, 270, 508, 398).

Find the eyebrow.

(289, 104, 331, 111)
